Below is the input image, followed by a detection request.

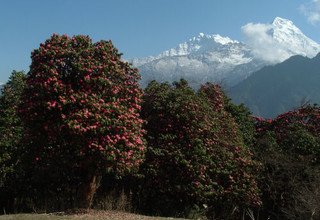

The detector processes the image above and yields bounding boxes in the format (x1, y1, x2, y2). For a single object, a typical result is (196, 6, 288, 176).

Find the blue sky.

(0, 0, 319, 83)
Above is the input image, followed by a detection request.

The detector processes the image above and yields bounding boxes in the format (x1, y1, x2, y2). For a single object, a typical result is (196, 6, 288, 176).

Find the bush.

(138, 80, 260, 218)
(254, 106, 320, 219)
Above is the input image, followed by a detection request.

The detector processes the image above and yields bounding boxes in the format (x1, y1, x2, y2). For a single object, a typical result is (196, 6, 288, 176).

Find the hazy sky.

(1, 0, 319, 83)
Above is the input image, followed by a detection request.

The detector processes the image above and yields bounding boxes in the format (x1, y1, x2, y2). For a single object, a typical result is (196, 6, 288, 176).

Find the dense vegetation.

(138, 81, 259, 218)
(253, 106, 320, 219)
(1, 34, 320, 220)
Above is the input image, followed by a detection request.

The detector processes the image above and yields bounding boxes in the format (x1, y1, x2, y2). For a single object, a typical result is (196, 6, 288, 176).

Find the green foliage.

(254, 106, 320, 219)
(0, 71, 26, 186)
(0, 71, 27, 213)
(281, 124, 320, 157)
(225, 102, 256, 148)
(198, 82, 256, 148)
(139, 80, 260, 218)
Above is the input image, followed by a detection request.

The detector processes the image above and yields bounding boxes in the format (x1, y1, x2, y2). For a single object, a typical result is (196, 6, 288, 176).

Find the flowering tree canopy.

(254, 106, 320, 157)
(253, 105, 320, 218)
(140, 80, 260, 217)
(20, 34, 145, 208)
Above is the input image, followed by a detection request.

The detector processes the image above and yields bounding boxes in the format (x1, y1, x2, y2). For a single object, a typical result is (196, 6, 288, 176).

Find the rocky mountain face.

(132, 17, 320, 89)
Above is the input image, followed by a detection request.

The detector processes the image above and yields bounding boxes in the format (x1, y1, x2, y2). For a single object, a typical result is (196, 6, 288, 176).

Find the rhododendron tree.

(20, 34, 145, 208)
(199, 82, 256, 149)
(254, 106, 320, 219)
(139, 80, 260, 218)
(254, 106, 320, 161)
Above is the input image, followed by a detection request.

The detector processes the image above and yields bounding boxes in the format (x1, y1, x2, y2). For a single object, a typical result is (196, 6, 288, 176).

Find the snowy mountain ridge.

(132, 33, 248, 67)
(132, 17, 320, 88)
(242, 17, 320, 63)
(271, 17, 319, 57)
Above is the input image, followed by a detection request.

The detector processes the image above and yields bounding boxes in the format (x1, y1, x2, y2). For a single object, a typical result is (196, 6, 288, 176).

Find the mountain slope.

(133, 17, 320, 88)
(243, 17, 320, 63)
(135, 33, 262, 88)
(271, 17, 320, 58)
(229, 54, 320, 118)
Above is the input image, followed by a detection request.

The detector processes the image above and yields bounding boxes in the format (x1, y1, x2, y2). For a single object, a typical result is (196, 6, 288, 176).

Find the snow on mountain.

(272, 17, 320, 57)
(132, 33, 248, 67)
(133, 33, 259, 88)
(242, 17, 320, 63)
(133, 17, 320, 88)
(157, 33, 242, 58)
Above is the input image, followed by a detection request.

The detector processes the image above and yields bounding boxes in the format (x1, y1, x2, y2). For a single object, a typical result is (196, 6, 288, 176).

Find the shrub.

(138, 80, 260, 218)
(254, 106, 320, 219)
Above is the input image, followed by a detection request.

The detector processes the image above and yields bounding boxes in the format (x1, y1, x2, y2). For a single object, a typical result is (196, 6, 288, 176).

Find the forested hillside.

(230, 54, 320, 118)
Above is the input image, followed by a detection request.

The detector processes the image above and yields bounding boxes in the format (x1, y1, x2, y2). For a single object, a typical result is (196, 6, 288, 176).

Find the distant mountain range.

(132, 17, 320, 89)
(229, 54, 320, 118)
(133, 33, 263, 88)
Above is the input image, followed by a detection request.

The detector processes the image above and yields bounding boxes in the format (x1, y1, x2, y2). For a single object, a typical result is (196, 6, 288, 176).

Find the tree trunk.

(76, 172, 101, 209)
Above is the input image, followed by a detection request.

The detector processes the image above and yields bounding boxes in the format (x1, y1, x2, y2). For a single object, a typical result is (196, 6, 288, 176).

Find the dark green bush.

(254, 106, 320, 219)
(138, 80, 260, 218)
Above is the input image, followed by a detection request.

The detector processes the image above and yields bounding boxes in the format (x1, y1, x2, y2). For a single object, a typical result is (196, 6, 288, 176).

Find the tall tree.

(20, 34, 145, 208)
(0, 71, 26, 187)
(140, 80, 260, 218)
(254, 106, 320, 219)
(199, 83, 256, 148)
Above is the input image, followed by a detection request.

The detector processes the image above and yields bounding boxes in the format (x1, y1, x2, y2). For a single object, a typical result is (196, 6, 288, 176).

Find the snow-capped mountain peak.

(132, 33, 244, 67)
(212, 34, 239, 45)
(133, 17, 320, 88)
(241, 17, 320, 64)
(272, 17, 297, 30)
(158, 33, 241, 58)
(190, 33, 238, 45)
(271, 17, 320, 57)
(132, 33, 245, 67)
(271, 17, 314, 44)
(191, 32, 207, 41)
(133, 32, 256, 88)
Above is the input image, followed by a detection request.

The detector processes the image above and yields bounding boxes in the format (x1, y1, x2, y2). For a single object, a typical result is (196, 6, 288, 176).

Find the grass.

(0, 214, 71, 220)
(0, 210, 188, 220)
(0, 191, 190, 219)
